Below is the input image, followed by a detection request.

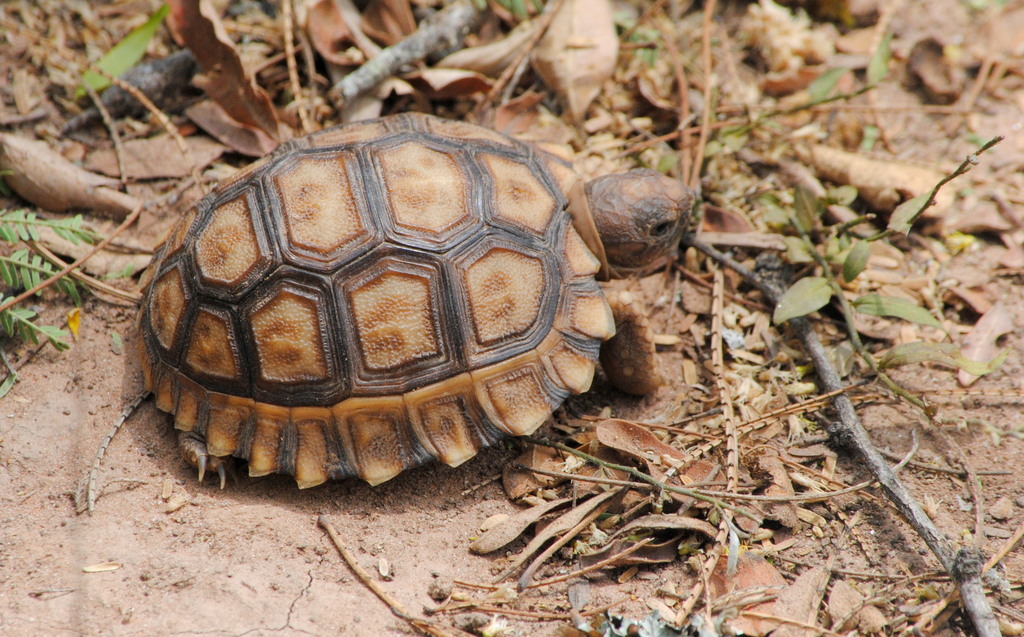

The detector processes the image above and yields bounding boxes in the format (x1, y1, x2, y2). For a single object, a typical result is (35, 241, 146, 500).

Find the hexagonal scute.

(478, 152, 558, 237)
(346, 264, 443, 375)
(376, 141, 476, 246)
(183, 306, 244, 383)
(147, 264, 189, 355)
(270, 151, 375, 266)
(193, 192, 272, 291)
(248, 285, 333, 386)
(461, 246, 548, 348)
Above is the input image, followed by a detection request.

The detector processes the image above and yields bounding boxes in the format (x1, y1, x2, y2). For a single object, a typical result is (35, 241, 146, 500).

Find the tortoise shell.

(139, 113, 615, 487)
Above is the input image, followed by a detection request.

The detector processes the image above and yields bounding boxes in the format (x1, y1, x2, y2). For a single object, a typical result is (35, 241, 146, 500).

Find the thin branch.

(330, 0, 480, 107)
(684, 235, 1001, 637)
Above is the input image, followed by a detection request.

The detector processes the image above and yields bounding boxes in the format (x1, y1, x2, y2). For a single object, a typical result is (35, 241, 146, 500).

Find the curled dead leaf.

(595, 418, 685, 464)
(0, 134, 139, 219)
(185, 101, 278, 157)
(958, 302, 1014, 386)
(469, 497, 571, 555)
(439, 20, 537, 77)
(403, 68, 492, 99)
(531, 0, 617, 122)
(167, 0, 281, 142)
(502, 443, 566, 500)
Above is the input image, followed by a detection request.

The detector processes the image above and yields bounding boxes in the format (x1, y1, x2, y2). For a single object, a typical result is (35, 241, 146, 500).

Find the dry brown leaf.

(502, 444, 566, 500)
(185, 101, 278, 157)
(439, 21, 537, 77)
(361, 0, 416, 46)
(753, 453, 801, 530)
(613, 513, 718, 540)
(403, 68, 492, 99)
(531, 0, 617, 123)
(495, 489, 621, 582)
(765, 566, 830, 637)
(710, 552, 787, 636)
(907, 37, 966, 105)
(0, 133, 139, 218)
(596, 418, 686, 463)
(306, 0, 359, 66)
(167, 0, 281, 142)
(469, 497, 571, 555)
(579, 535, 682, 568)
(808, 145, 952, 218)
(828, 579, 888, 634)
(958, 301, 1014, 386)
(494, 92, 545, 135)
(84, 135, 225, 179)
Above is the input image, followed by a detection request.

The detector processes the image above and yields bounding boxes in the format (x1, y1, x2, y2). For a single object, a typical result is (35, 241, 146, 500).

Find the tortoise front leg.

(599, 288, 662, 396)
(177, 430, 231, 489)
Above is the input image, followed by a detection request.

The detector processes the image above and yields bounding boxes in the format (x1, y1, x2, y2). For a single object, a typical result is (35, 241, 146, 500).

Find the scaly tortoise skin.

(139, 113, 693, 488)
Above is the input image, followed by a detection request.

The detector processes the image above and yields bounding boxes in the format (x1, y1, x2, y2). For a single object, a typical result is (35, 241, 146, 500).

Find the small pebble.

(427, 575, 453, 601)
(452, 612, 490, 634)
(990, 496, 1014, 521)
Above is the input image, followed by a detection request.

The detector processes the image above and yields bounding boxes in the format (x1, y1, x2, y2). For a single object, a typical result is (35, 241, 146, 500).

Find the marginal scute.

(163, 207, 198, 259)
(149, 266, 188, 352)
(173, 375, 206, 433)
(567, 293, 616, 340)
(348, 266, 440, 372)
(154, 366, 175, 413)
(463, 247, 545, 345)
(248, 403, 289, 476)
(405, 373, 481, 467)
(472, 353, 556, 436)
(250, 287, 331, 384)
(274, 152, 366, 256)
(194, 194, 265, 287)
(543, 334, 597, 394)
(293, 410, 331, 488)
(480, 153, 557, 235)
(334, 397, 409, 486)
(378, 142, 469, 233)
(563, 225, 602, 278)
(184, 307, 242, 381)
(538, 151, 579, 196)
(205, 393, 253, 458)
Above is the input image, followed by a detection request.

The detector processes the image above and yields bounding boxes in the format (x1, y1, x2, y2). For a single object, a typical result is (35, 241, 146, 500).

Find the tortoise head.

(569, 169, 694, 279)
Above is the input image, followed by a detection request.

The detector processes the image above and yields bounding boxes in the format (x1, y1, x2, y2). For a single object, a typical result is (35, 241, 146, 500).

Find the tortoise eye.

(650, 221, 672, 237)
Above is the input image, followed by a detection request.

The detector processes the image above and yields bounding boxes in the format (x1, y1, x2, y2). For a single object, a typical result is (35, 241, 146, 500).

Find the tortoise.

(138, 112, 694, 488)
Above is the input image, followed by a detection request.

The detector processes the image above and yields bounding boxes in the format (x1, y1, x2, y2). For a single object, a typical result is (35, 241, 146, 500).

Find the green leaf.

(783, 236, 815, 263)
(773, 276, 833, 324)
(852, 293, 943, 329)
(36, 324, 70, 351)
(0, 371, 17, 400)
(842, 240, 870, 282)
(887, 193, 931, 235)
(793, 185, 819, 233)
(867, 32, 892, 85)
(878, 341, 1006, 376)
(828, 185, 858, 206)
(807, 67, 848, 102)
(78, 4, 170, 97)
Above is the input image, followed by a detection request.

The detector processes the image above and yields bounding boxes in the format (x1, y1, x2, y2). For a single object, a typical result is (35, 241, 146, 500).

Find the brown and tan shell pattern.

(139, 113, 615, 488)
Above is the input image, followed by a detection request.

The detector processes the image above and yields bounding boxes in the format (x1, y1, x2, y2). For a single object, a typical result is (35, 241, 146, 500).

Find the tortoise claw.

(178, 430, 232, 488)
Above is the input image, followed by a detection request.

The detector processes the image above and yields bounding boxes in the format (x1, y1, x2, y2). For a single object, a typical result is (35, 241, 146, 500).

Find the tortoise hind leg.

(599, 288, 662, 396)
(178, 430, 232, 489)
